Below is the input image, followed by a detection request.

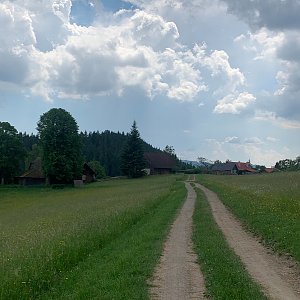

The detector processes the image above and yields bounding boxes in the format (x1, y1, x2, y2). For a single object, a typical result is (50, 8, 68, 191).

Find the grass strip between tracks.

(193, 186, 266, 300)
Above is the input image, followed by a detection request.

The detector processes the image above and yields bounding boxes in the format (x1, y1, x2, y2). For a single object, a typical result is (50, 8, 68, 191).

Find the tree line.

(1, 108, 188, 184)
(275, 157, 300, 171)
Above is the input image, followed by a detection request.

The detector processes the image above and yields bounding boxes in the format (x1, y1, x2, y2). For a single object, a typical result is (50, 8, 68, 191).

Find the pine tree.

(121, 121, 146, 178)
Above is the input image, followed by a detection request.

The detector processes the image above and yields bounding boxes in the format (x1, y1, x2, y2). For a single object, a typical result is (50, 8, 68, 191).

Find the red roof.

(235, 162, 256, 173)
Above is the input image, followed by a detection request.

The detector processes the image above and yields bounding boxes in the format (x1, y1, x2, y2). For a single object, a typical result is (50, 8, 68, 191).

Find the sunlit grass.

(0, 175, 185, 299)
(197, 172, 300, 263)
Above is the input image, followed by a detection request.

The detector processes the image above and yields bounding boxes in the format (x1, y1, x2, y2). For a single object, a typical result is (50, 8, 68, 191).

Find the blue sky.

(1, 0, 300, 166)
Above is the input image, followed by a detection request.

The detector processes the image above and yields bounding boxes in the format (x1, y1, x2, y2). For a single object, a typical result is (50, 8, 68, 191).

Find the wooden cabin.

(144, 152, 177, 175)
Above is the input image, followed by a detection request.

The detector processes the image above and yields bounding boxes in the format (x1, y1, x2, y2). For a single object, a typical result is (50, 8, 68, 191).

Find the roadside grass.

(0, 175, 185, 299)
(197, 172, 300, 264)
(193, 186, 266, 300)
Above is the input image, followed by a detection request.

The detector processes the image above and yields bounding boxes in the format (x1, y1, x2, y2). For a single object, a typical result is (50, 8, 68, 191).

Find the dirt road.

(195, 182, 300, 300)
(150, 181, 206, 299)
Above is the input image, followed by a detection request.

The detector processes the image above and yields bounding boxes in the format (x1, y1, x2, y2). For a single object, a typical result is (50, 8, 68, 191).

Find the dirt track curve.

(195, 182, 300, 300)
(150, 178, 206, 299)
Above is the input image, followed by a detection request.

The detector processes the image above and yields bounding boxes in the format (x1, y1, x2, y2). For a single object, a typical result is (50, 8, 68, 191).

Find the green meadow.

(0, 176, 186, 299)
(197, 172, 300, 264)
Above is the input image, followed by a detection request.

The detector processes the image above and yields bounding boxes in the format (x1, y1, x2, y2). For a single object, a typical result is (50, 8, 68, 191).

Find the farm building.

(211, 162, 238, 175)
(82, 163, 96, 183)
(17, 159, 96, 185)
(235, 162, 257, 174)
(144, 152, 177, 175)
(212, 161, 256, 175)
(16, 158, 46, 185)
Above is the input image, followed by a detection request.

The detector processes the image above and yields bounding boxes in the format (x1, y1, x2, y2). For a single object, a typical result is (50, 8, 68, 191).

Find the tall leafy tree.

(121, 121, 146, 178)
(37, 108, 83, 183)
(0, 122, 25, 184)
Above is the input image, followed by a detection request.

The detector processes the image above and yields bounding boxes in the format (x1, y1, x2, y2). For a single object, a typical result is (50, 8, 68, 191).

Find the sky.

(0, 0, 300, 167)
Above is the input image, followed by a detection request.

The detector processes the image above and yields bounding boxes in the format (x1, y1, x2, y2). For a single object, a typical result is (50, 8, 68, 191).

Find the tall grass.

(0, 176, 185, 299)
(197, 172, 300, 263)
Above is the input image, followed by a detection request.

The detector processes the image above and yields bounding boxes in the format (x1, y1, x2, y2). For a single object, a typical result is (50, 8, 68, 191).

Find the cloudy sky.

(1, 0, 300, 166)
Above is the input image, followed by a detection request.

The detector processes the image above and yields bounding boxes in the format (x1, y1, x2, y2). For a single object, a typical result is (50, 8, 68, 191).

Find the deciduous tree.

(0, 122, 25, 184)
(37, 108, 83, 183)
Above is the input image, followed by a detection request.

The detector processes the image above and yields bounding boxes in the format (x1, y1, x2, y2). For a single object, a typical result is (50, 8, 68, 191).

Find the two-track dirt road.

(150, 180, 206, 299)
(149, 178, 300, 300)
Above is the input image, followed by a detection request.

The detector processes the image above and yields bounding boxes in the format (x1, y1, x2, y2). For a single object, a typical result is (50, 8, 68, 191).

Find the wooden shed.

(82, 163, 96, 183)
(144, 152, 177, 175)
(16, 158, 46, 185)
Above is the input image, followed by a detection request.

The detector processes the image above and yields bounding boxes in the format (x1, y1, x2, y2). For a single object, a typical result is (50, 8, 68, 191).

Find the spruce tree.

(121, 121, 146, 178)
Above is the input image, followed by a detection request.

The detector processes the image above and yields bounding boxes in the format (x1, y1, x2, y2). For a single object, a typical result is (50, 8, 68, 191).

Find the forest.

(18, 130, 177, 178)
(0, 113, 190, 184)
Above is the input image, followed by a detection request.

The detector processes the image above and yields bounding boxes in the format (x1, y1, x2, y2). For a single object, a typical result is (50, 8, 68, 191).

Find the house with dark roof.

(17, 159, 96, 185)
(16, 158, 46, 185)
(211, 162, 238, 175)
(212, 161, 256, 175)
(144, 152, 177, 175)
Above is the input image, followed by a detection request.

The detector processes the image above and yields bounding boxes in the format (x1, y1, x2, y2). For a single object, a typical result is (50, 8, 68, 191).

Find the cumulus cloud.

(224, 0, 300, 124)
(254, 110, 300, 129)
(222, 0, 300, 31)
(234, 28, 284, 60)
(224, 136, 240, 143)
(244, 137, 263, 145)
(214, 92, 256, 114)
(0, 2, 212, 101)
(201, 49, 245, 92)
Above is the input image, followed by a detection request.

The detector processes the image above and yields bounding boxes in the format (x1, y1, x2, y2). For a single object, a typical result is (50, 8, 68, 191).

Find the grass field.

(192, 186, 266, 299)
(0, 175, 186, 299)
(197, 172, 300, 264)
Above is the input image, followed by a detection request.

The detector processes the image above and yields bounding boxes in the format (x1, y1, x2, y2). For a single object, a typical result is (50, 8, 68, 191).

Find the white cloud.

(206, 136, 290, 167)
(203, 50, 245, 88)
(244, 137, 263, 145)
(0, 3, 212, 101)
(224, 136, 240, 144)
(222, 0, 300, 31)
(214, 92, 256, 114)
(254, 111, 300, 129)
(224, 0, 300, 124)
(234, 28, 284, 60)
(242, 144, 289, 167)
(266, 136, 279, 143)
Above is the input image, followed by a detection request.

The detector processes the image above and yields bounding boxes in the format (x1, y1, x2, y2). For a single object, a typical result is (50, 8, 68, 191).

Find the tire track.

(150, 182, 206, 300)
(195, 182, 300, 300)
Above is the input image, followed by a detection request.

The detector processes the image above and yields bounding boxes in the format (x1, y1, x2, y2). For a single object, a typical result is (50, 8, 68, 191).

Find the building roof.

(83, 163, 96, 175)
(211, 162, 236, 172)
(235, 162, 256, 173)
(18, 158, 45, 179)
(212, 161, 256, 173)
(144, 152, 177, 169)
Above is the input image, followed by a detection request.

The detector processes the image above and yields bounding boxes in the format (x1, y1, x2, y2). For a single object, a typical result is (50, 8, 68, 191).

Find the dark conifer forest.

(19, 130, 160, 177)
